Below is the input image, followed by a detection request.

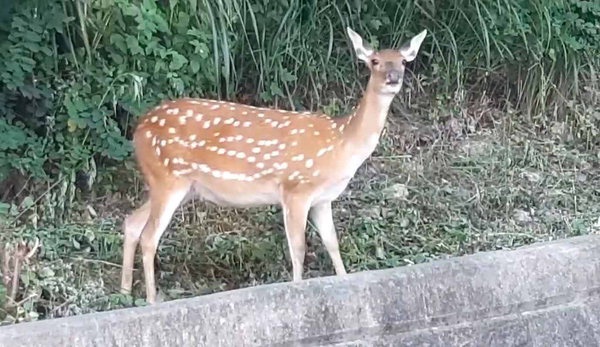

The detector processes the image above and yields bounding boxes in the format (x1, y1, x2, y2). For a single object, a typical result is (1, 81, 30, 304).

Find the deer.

(120, 27, 428, 304)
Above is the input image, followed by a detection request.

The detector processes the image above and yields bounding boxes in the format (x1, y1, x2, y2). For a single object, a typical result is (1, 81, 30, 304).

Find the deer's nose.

(386, 70, 402, 84)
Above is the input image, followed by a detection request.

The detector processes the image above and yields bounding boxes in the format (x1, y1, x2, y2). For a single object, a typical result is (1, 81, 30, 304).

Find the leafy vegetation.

(1, 0, 599, 325)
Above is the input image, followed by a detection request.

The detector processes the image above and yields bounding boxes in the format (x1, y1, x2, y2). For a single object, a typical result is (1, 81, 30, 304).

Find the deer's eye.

(371, 58, 379, 66)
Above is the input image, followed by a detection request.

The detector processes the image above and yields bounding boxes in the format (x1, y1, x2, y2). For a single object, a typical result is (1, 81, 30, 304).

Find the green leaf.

(168, 51, 188, 70)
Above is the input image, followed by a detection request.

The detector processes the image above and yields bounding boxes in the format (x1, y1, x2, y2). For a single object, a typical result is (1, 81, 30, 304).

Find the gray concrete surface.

(1, 235, 599, 347)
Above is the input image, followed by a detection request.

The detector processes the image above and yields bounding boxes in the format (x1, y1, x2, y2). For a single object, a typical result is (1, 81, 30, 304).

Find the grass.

(1, 92, 599, 325)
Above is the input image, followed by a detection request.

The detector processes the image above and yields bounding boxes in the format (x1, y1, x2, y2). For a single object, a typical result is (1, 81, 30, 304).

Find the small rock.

(521, 171, 542, 183)
(513, 209, 533, 224)
(384, 183, 409, 200)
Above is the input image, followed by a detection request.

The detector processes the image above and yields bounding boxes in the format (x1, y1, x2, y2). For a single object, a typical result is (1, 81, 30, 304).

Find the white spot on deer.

(292, 154, 305, 161)
(242, 111, 248, 115)
(233, 121, 241, 127)
(201, 102, 209, 106)
(213, 117, 221, 125)
(252, 147, 261, 154)
(145, 130, 152, 138)
(288, 171, 300, 180)
(274, 162, 288, 170)
(235, 135, 243, 141)
(189, 134, 197, 141)
(179, 117, 187, 125)
(246, 138, 255, 144)
(212, 170, 222, 178)
(186, 109, 194, 117)
(224, 118, 234, 124)
(257, 113, 265, 118)
(155, 147, 161, 156)
(227, 150, 236, 156)
(203, 121, 211, 129)
(199, 164, 210, 173)
(256, 162, 265, 169)
(278, 143, 286, 150)
(248, 156, 256, 163)
(213, 132, 220, 137)
(314, 131, 320, 136)
(290, 129, 299, 135)
(168, 127, 176, 134)
(150, 116, 158, 123)
(166, 108, 179, 115)
(305, 159, 314, 168)
(317, 148, 327, 157)
(195, 114, 203, 121)
(263, 153, 271, 160)
(235, 152, 246, 159)
(299, 129, 306, 134)
(173, 169, 193, 176)
(217, 148, 226, 155)
(159, 119, 166, 126)
(210, 104, 220, 110)
(160, 140, 167, 147)
(229, 106, 236, 110)
(167, 139, 174, 144)
(291, 141, 298, 147)
(207, 146, 218, 152)
(271, 150, 280, 157)
(331, 123, 337, 129)
(339, 124, 346, 131)
(163, 158, 170, 166)
(151, 136, 157, 146)
(307, 123, 314, 128)
(312, 170, 320, 177)
(243, 121, 252, 127)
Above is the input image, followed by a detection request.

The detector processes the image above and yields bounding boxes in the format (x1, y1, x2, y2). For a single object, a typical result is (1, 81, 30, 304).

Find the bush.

(0, 0, 598, 213)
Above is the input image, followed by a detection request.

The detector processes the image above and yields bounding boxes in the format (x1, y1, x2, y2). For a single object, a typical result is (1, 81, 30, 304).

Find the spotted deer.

(120, 27, 427, 303)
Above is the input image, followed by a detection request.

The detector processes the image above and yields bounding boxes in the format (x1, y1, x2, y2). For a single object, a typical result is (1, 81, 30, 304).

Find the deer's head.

(347, 27, 427, 96)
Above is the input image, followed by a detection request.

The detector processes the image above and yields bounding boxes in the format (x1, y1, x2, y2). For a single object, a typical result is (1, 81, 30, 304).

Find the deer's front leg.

(310, 201, 347, 276)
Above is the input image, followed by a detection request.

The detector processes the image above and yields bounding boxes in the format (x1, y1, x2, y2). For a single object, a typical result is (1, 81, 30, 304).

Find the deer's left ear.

(347, 27, 374, 63)
(399, 29, 427, 62)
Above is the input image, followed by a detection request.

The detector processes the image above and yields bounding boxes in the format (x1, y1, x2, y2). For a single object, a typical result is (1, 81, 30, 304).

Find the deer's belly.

(191, 181, 280, 208)
(313, 177, 353, 205)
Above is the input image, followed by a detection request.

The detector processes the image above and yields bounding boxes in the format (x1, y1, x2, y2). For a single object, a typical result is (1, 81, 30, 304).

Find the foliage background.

(0, 0, 599, 324)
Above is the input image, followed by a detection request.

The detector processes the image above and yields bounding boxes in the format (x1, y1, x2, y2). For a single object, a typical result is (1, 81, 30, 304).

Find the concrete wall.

(1, 235, 599, 346)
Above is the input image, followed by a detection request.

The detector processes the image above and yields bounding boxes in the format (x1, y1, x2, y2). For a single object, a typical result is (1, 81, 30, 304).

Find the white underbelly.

(191, 181, 280, 208)
(313, 177, 352, 205)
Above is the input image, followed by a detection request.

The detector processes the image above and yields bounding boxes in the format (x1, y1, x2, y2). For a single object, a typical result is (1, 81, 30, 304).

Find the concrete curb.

(1, 235, 599, 346)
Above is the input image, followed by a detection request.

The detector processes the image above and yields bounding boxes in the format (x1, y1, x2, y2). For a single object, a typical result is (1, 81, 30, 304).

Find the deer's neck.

(340, 82, 396, 150)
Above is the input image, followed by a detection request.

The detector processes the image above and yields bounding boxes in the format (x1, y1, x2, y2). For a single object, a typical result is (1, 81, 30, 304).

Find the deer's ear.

(399, 29, 427, 62)
(347, 27, 374, 63)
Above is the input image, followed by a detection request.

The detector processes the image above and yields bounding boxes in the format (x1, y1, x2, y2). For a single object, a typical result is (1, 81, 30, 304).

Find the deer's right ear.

(347, 27, 373, 63)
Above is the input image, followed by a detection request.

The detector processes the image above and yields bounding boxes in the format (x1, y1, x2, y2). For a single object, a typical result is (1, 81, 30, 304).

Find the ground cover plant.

(0, 0, 599, 324)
